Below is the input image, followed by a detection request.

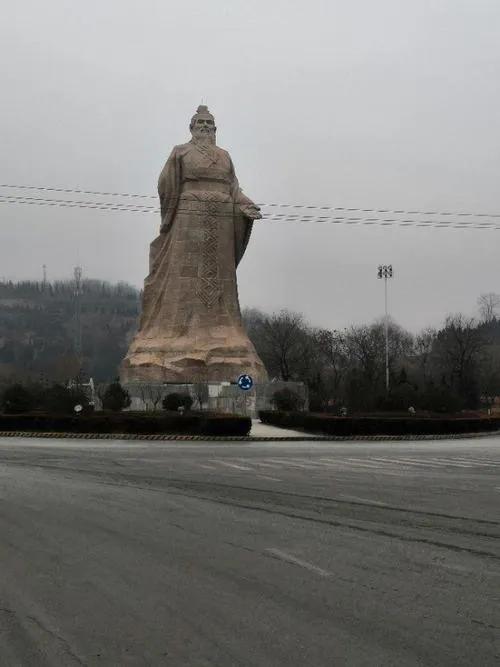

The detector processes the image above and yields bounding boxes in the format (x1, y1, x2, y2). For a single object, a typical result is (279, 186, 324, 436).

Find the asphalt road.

(1, 436, 499, 666)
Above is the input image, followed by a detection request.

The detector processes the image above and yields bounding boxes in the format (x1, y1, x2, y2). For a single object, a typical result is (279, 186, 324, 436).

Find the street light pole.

(377, 264, 393, 393)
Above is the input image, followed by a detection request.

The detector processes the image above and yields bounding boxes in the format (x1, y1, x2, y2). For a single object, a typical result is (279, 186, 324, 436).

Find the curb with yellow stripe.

(0, 430, 499, 442)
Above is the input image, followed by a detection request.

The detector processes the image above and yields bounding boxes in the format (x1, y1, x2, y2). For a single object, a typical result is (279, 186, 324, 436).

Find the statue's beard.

(192, 130, 216, 146)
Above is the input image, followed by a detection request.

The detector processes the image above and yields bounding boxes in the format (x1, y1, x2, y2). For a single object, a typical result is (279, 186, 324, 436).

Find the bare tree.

(95, 382, 108, 410)
(191, 369, 209, 410)
(344, 320, 413, 392)
(414, 327, 437, 383)
(313, 328, 349, 396)
(435, 314, 484, 402)
(244, 309, 309, 381)
(136, 384, 163, 411)
(148, 385, 164, 411)
(345, 321, 410, 378)
(344, 324, 384, 386)
(478, 293, 500, 323)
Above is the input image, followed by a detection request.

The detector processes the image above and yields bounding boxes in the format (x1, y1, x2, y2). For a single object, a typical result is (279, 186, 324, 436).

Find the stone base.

(120, 330, 268, 384)
(122, 381, 308, 419)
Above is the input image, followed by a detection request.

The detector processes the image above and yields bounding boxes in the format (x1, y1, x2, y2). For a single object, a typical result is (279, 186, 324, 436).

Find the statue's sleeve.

(229, 157, 255, 267)
(157, 147, 181, 234)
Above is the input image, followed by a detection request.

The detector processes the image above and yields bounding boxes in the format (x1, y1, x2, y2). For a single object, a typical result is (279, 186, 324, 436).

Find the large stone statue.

(121, 105, 268, 384)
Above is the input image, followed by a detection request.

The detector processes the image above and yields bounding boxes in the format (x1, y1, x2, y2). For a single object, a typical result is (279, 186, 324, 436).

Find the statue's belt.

(181, 180, 232, 195)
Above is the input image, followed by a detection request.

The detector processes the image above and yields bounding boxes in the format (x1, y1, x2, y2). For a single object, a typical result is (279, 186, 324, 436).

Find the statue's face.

(191, 117, 216, 141)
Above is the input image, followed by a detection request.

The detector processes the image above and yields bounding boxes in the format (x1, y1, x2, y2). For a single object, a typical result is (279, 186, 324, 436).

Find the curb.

(0, 430, 500, 442)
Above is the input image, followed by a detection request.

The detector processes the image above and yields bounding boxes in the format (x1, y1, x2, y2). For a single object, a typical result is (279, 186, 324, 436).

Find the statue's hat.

(190, 104, 215, 128)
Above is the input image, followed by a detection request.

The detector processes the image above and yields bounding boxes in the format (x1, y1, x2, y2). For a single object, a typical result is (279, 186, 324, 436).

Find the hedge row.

(0, 412, 251, 437)
(259, 411, 500, 436)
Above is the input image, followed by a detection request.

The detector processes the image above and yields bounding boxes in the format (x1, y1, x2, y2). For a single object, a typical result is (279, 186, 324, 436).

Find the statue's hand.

(241, 204, 262, 220)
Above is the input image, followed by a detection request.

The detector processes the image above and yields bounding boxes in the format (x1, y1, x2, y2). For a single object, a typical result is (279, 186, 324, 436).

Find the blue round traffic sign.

(237, 374, 253, 391)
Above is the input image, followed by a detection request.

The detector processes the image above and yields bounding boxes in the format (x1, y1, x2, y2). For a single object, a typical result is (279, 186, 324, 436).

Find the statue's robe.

(121, 140, 268, 383)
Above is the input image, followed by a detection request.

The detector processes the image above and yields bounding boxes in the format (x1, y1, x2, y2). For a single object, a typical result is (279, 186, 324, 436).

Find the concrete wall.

(123, 381, 308, 418)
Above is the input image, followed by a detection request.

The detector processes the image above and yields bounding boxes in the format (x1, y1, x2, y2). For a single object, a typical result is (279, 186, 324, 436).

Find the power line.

(0, 195, 156, 213)
(0, 194, 155, 209)
(0, 183, 156, 200)
(1, 182, 500, 219)
(1, 194, 500, 230)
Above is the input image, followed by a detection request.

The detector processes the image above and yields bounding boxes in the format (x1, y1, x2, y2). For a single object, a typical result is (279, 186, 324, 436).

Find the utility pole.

(42, 264, 47, 287)
(377, 264, 393, 393)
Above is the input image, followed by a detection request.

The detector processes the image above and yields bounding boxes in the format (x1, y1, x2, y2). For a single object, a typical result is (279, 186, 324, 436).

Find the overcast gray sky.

(1, 0, 499, 331)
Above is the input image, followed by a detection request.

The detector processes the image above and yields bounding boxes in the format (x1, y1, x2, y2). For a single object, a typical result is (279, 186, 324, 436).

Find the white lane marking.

(266, 548, 331, 578)
(420, 458, 475, 467)
(276, 458, 360, 471)
(322, 455, 500, 468)
(198, 464, 217, 470)
(257, 475, 282, 482)
(367, 457, 455, 469)
(265, 459, 317, 469)
(290, 459, 347, 470)
(211, 460, 252, 471)
(293, 458, 333, 467)
(343, 459, 401, 469)
(432, 562, 474, 575)
(319, 458, 395, 471)
(460, 462, 500, 467)
(452, 457, 494, 462)
(426, 457, 500, 468)
(318, 457, 391, 471)
(235, 459, 282, 469)
(330, 463, 416, 476)
(338, 494, 387, 506)
(318, 457, 342, 464)
(434, 458, 500, 467)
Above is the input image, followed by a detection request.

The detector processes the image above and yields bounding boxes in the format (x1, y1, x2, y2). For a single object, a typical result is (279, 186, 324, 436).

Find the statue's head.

(190, 105, 216, 144)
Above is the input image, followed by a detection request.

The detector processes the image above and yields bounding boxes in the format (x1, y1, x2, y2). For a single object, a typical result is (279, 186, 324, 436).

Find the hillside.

(0, 280, 140, 383)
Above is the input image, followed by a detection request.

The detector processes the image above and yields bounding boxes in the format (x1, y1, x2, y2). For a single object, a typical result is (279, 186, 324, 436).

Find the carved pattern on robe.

(197, 197, 221, 308)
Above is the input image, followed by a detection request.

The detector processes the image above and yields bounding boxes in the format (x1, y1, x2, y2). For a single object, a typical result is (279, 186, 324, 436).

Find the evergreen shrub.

(0, 412, 251, 436)
(1, 384, 37, 414)
(271, 388, 304, 412)
(258, 411, 500, 436)
(162, 393, 194, 411)
(101, 381, 131, 412)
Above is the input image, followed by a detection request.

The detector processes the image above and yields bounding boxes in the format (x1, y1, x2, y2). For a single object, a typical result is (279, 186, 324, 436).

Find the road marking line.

(257, 475, 282, 482)
(367, 457, 452, 468)
(331, 464, 414, 476)
(266, 459, 317, 469)
(236, 460, 282, 469)
(197, 464, 217, 470)
(266, 548, 331, 577)
(453, 460, 500, 467)
(452, 457, 490, 462)
(367, 457, 434, 465)
(421, 458, 475, 467)
(437, 458, 500, 467)
(338, 494, 388, 506)
(292, 458, 333, 467)
(211, 460, 252, 471)
(290, 459, 349, 469)
(343, 459, 399, 469)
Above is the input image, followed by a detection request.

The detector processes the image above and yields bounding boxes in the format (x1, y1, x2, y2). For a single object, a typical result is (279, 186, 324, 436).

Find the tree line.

(0, 279, 140, 383)
(243, 297, 500, 412)
(1, 279, 499, 413)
